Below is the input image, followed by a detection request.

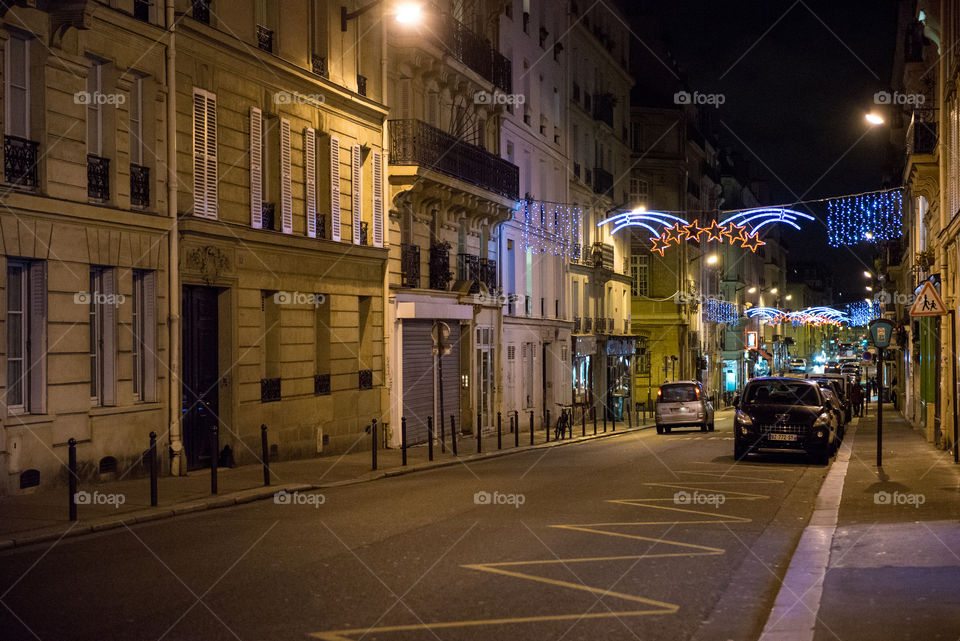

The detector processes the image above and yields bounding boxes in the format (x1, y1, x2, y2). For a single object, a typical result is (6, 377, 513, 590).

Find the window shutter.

(250, 107, 263, 228)
(330, 136, 341, 241)
(27, 261, 46, 413)
(351, 143, 362, 245)
(101, 269, 117, 406)
(280, 118, 293, 234)
(398, 79, 411, 120)
(372, 150, 384, 248)
(192, 89, 207, 217)
(203, 92, 218, 219)
(304, 127, 317, 238)
(142, 271, 157, 402)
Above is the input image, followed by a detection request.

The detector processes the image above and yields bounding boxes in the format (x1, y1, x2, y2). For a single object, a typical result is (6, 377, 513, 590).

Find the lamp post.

(341, 1, 421, 30)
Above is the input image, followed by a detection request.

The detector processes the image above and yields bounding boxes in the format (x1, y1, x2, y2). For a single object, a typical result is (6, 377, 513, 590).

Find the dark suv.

(734, 377, 838, 464)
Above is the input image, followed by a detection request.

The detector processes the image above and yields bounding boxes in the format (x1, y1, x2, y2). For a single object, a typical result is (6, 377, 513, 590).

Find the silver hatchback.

(655, 381, 715, 433)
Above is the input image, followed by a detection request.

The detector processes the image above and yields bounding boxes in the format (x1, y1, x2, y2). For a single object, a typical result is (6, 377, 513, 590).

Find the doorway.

(182, 286, 220, 470)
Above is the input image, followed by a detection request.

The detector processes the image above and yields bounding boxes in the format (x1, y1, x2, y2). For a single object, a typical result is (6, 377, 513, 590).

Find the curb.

(0, 423, 657, 551)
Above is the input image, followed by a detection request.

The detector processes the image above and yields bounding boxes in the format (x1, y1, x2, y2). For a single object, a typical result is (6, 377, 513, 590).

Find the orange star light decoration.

(729, 224, 749, 247)
(743, 233, 766, 252)
(661, 225, 679, 245)
(671, 222, 690, 242)
(649, 236, 669, 256)
(701, 219, 726, 242)
(684, 220, 703, 240)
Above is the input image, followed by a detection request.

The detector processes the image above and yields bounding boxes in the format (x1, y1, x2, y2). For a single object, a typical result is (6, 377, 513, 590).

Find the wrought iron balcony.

(592, 242, 615, 270)
(389, 119, 519, 199)
(429, 242, 452, 290)
(573, 317, 582, 333)
(432, 13, 512, 93)
(130, 164, 149, 208)
(314, 374, 330, 396)
(573, 162, 581, 180)
(594, 317, 604, 333)
(256, 25, 273, 52)
(360, 221, 368, 246)
(583, 316, 593, 333)
(358, 369, 373, 390)
(480, 258, 497, 293)
(87, 154, 110, 200)
(261, 202, 275, 230)
(607, 317, 614, 334)
(906, 118, 937, 156)
(312, 55, 329, 78)
(401, 243, 420, 288)
(593, 167, 613, 196)
(357, 74, 367, 96)
(4, 135, 38, 189)
(525, 295, 532, 317)
(457, 253, 480, 282)
(134, 0, 150, 21)
(192, 0, 210, 23)
(507, 294, 516, 316)
(261, 377, 281, 403)
(624, 318, 630, 334)
(592, 93, 615, 127)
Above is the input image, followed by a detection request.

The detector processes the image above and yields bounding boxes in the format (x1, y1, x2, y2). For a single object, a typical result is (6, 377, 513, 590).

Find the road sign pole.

(877, 348, 883, 467)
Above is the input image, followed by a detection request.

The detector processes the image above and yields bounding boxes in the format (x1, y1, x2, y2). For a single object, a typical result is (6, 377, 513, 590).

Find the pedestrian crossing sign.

(909, 281, 948, 317)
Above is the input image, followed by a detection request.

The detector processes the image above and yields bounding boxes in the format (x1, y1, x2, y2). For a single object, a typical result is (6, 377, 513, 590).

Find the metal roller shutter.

(402, 320, 462, 445)
(439, 323, 461, 437)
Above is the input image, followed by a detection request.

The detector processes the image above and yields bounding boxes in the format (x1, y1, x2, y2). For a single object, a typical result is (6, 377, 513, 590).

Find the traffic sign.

(909, 281, 948, 317)
(868, 319, 895, 348)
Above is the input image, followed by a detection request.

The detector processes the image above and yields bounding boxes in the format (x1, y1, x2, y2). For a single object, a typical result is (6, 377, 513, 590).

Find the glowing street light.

(395, 2, 421, 23)
(748, 286, 757, 294)
(706, 254, 719, 265)
(770, 287, 778, 295)
(342, 1, 422, 30)
(785, 294, 793, 301)
(863, 271, 872, 278)
(865, 112, 885, 126)
(866, 286, 873, 292)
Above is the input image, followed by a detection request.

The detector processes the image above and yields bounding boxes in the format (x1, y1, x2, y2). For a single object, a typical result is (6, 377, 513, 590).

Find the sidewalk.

(760, 405, 960, 641)
(0, 410, 668, 549)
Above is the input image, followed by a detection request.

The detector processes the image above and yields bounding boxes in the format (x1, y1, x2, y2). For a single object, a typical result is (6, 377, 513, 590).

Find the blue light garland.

(702, 298, 739, 324)
(846, 301, 878, 326)
(517, 200, 583, 258)
(826, 190, 903, 247)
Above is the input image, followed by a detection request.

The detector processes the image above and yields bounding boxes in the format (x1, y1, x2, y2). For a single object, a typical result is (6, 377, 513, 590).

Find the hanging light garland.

(846, 301, 878, 326)
(745, 306, 847, 326)
(826, 190, 903, 247)
(517, 200, 583, 259)
(720, 207, 816, 235)
(702, 298, 740, 324)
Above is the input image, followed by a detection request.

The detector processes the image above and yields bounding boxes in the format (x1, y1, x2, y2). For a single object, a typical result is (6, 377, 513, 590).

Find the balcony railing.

(357, 74, 367, 97)
(607, 317, 614, 334)
(432, 13, 512, 93)
(457, 253, 481, 282)
(87, 154, 110, 200)
(593, 167, 613, 196)
(594, 317, 604, 333)
(592, 93, 615, 128)
(592, 242, 614, 270)
(256, 25, 273, 52)
(401, 243, 420, 288)
(906, 118, 937, 156)
(360, 221, 369, 246)
(390, 119, 519, 199)
(583, 317, 593, 333)
(359, 370, 373, 390)
(261, 377, 281, 403)
(573, 317, 582, 333)
(624, 318, 630, 334)
(525, 295, 532, 317)
(4, 135, 38, 189)
(312, 55, 329, 78)
(480, 258, 497, 292)
(429, 242, 452, 290)
(314, 374, 330, 396)
(130, 163, 149, 208)
(261, 202, 275, 230)
(191, 0, 210, 23)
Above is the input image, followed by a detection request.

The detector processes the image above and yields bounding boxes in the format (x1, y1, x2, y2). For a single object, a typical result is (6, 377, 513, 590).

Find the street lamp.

(865, 112, 885, 126)
(747, 286, 757, 294)
(341, 0, 422, 30)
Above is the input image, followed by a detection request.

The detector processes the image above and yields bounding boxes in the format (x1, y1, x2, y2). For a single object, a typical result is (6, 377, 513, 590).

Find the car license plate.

(768, 433, 798, 442)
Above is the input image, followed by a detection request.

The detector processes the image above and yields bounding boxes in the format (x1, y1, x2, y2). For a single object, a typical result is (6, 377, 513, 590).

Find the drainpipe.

(381, 6, 395, 442)
(165, 0, 183, 475)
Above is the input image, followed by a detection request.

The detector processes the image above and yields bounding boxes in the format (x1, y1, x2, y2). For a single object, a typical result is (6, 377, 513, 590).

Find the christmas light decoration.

(702, 298, 740, 324)
(517, 200, 583, 259)
(721, 207, 815, 234)
(596, 208, 691, 237)
(846, 301, 878, 326)
(826, 190, 903, 247)
(745, 307, 784, 323)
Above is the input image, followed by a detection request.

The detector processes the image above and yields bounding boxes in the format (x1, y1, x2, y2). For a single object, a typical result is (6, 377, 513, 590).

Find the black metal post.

(582, 407, 586, 436)
(439, 410, 446, 454)
(593, 406, 597, 435)
(477, 411, 482, 453)
(68, 438, 77, 521)
(428, 416, 434, 461)
(371, 419, 378, 470)
(529, 411, 534, 445)
(546, 409, 551, 442)
(497, 411, 502, 450)
(210, 425, 219, 495)
(450, 415, 458, 456)
(628, 403, 633, 429)
(260, 424, 270, 486)
(953, 311, 959, 464)
(149, 431, 158, 506)
(401, 417, 408, 466)
(514, 411, 519, 447)
(603, 407, 607, 432)
(612, 407, 616, 432)
(877, 350, 883, 467)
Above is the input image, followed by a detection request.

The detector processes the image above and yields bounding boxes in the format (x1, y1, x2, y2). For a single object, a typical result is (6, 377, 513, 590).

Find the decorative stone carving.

(186, 245, 231, 285)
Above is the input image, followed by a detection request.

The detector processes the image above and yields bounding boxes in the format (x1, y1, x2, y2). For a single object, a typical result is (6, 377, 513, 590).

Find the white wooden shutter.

(372, 150, 384, 248)
(102, 269, 117, 406)
(192, 89, 207, 217)
(203, 91, 218, 218)
(304, 127, 317, 238)
(280, 118, 293, 234)
(351, 143, 362, 245)
(250, 107, 263, 228)
(142, 271, 157, 402)
(330, 136, 341, 241)
(28, 261, 46, 413)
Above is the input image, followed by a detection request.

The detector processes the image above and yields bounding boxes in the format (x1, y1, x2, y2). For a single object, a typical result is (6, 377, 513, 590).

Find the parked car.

(820, 373, 853, 422)
(655, 381, 715, 433)
(808, 378, 848, 441)
(788, 358, 807, 373)
(733, 377, 838, 464)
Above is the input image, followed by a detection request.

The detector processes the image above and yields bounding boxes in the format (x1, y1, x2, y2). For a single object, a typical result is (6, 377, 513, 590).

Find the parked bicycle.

(554, 403, 573, 440)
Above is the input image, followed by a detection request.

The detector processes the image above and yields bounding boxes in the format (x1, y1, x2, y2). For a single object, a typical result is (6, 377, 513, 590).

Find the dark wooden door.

(182, 286, 219, 470)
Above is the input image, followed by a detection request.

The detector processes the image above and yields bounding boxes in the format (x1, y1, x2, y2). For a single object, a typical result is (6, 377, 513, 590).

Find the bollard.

(477, 411, 482, 453)
(628, 404, 633, 429)
(428, 416, 434, 461)
(210, 425, 219, 495)
(582, 407, 586, 437)
(149, 431, 159, 506)
(514, 411, 519, 448)
(450, 415, 458, 456)
(546, 409, 551, 443)
(497, 411, 502, 450)
(260, 424, 270, 486)
(439, 412, 446, 454)
(401, 417, 408, 466)
(68, 438, 78, 521)
(603, 409, 608, 433)
(612, 409, 616, 432)
(371, 419, 378, 471)
(529, 411, 534, 445)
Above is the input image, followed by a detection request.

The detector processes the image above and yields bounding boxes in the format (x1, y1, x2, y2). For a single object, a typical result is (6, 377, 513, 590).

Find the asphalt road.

(0, 413, 831, 641)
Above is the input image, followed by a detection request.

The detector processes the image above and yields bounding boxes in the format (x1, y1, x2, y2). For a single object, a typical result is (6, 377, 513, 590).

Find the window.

(4, 34, 29, 139)
(6, 260, 47, 413)
(89, 267, 117, 406)
(129, 76, 143, 166)
(87, 61, 103, 157)
(630, 176, 648, 206)
(132, 270, 156, 402)
(192, 88, 218, 218)
(630, 255, 649, 297)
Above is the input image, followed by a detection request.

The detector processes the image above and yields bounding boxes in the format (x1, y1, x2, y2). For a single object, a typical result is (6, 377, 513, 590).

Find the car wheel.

(812, 448, 830, 465)
(708, 422, 715, 432)
(656, 424, 664, 434)
(734, 442, 749, 460)
(664, 427, 672, 434)
(700, 423, 707, 432)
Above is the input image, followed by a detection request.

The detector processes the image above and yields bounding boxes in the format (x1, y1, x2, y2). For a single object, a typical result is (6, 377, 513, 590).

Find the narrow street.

(0, 414, 833, 641)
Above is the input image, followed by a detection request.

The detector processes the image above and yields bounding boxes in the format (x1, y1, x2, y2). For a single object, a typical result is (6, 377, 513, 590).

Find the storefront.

(606, 337, 635, 421)
(573, 335, 596, 410)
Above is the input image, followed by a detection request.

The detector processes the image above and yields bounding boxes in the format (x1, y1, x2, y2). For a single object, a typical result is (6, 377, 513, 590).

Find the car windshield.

(743, 381, 820, 406)
(660, 385, 698, 402)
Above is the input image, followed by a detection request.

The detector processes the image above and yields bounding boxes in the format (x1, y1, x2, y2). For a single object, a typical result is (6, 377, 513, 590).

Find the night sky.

(616, 0, 901, 300)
